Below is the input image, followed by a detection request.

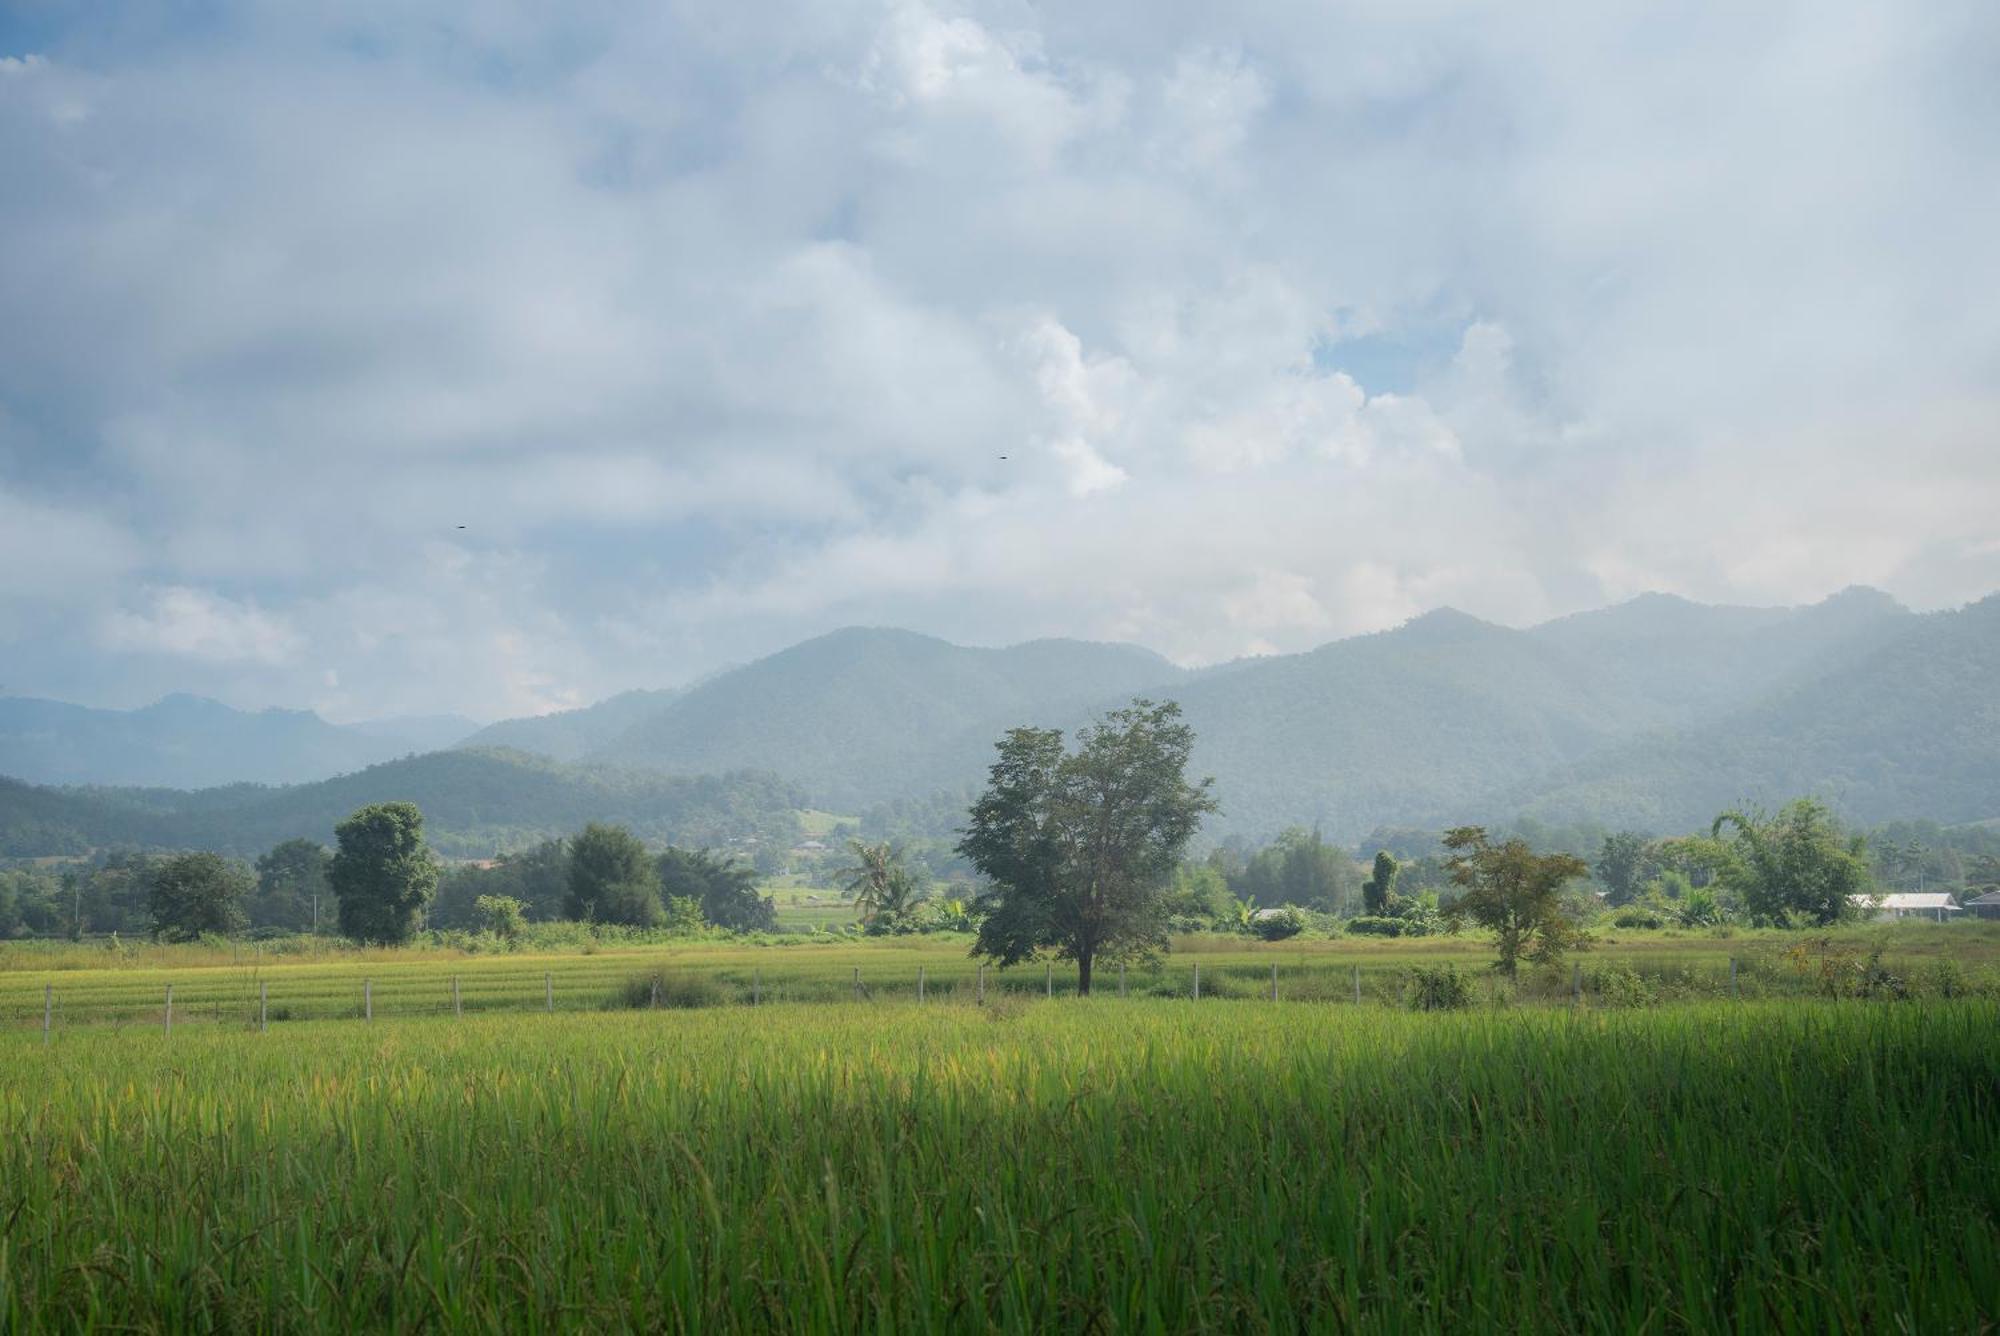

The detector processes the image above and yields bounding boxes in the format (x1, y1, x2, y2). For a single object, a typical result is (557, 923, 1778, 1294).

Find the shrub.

(1251, 907, 1305, 941)
(1347, 916, 1405, 937)
(615, 971, 726, 1010)
(1610, 905, 1668, 930)
(1587, 963, 1655, 1008)
(1408, 964, 1474, 1011)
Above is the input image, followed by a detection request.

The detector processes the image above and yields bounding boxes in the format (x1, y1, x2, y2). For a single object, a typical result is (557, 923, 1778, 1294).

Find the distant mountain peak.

(1390, 607, 1504, 642)
(1807, 585, 1907, 616)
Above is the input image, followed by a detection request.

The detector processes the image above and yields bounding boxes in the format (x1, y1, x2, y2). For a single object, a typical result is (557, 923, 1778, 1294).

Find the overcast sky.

(3, 2, 1996, 723)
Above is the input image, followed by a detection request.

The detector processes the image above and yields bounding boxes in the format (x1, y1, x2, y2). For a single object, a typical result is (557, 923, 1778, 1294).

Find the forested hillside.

(587, 629, 1184, 809)
(0, 751, 803, 859)
(0, 693, 475, 788)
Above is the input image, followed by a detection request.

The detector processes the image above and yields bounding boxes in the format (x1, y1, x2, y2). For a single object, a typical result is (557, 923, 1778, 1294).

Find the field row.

(3, 1001, 1995, 1330)
(5, 931, 1994, 1030)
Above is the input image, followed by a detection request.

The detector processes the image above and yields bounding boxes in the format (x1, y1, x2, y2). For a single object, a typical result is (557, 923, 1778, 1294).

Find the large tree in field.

(330, 802, 438, 944)
(255, 837, 330, 934)
(659, 847, 774, 933)
(1441, 827, 1589, 976)
(1712, 799, 1871, 925)
(959, 699, 1216, 995)
(147, 852, 252, 942)
(1595, 831, 1650, 906)
(565, 823, 663, 927)
(1361, 850, 1399, 916)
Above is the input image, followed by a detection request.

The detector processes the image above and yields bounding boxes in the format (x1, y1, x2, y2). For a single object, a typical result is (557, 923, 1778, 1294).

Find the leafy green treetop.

(564, 823, 663, 927)
(959, 699, 1216, 995)
(1594, 831, 1650, 906)
(1362, 850, 1399, 916)
(147, 852, 251, 943)
(1441, 827, 1590, 976)
(1711, 799, 1871, 926)
(329, 802, 438, 945)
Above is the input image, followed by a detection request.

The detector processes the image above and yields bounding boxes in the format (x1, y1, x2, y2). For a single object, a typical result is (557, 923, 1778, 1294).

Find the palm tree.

(837, 840, 926, 925)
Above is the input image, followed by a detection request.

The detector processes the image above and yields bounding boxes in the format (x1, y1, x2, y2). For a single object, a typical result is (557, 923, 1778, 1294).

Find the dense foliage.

(329, 803, 438, 945)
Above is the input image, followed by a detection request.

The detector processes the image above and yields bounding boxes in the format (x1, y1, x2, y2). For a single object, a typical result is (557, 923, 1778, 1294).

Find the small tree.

(659, 847, 775, 933)
(1441, 827, 1589, 976)
(330, 803, 438, 945)
(565, 823, 663, 927)
(473, 894, 526, 940)
(1712, 799, 1871, 926)
(147, 852, 251, 942)
(1595, 831, 1650, 906)
(837, 840, 926, 928)
(959, 699, 1217, 995)
(254, 838, 330, 933)
(1361, 850, 1399, 916)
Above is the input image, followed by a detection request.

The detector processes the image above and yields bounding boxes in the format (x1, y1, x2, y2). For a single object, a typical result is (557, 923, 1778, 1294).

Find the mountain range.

(2, 586, 1995, 855)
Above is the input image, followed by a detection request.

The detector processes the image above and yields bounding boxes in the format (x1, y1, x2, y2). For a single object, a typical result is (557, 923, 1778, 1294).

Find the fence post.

(1045, 961, 1052, 999)
(977, 963, 986, 1004)
(1729, 957, 1737, 999)
(650, 978, 660, 1009)
(365, 978, 373, 1022)
(260, 981, 268, 1033)
(1193, 963, 1200, 1001)
(546, 972, 554, 1014)
(918, 965, 926, 1003)
(1353, 964, 1361, 1004)
(453, 976, 462, 1019)
(44, 984, 52, 1046)
(753, 968, 761, 1006)
(165, 984, 173, 1037)
(1119, 961, 1126, 998)
(1572, 963, 1582, 1006)
(853, 966, 861, 1001)
(1271, 961, 1278, 1002)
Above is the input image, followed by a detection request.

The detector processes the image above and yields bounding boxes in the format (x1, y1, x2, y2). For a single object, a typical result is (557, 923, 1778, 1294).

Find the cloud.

(0, 1, 1995, 719)
(100, 587, 302, 666)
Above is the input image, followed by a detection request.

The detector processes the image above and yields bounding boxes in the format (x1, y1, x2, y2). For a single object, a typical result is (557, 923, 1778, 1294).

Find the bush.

(614, 971, 726, 1010)
(1587, 963, 1655, 1008)
(1347, 916, 1406, 937)
(1408, 964, 1474, 1011)
(1609, 905, 1669, 930)
(1251, 907, 1305, 941)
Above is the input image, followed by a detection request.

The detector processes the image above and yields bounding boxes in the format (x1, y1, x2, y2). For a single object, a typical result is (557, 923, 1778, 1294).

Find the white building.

(1852, 892, 1963, 922)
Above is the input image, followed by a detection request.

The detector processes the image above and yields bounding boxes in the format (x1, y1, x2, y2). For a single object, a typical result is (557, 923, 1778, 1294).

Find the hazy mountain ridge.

(0, 694, 480, 789)
(3, 589, 1992, 853)
(0, 750, 805, 860)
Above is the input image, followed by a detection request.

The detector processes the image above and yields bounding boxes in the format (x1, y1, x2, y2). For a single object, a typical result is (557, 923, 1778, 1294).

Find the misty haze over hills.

(1, 587, 1995, 856)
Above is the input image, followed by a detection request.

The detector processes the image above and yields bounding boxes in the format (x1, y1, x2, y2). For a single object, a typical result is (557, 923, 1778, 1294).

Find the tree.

(329, 802, 438, 944)
(1595, 831, 1650, 906)
(1711, 799, 1871, 926)
(1235, 827, 1359, 913)
(837, 839, 927, 927)
(1968, 854, 2000, 894)
(146, 852, 251, 942)
(565, 823, 663, 927)
(959, 699, 1217, 995)
(254, 838, 330, 934)
(1441, 827, 1590, 976)
(659, 847, 774, 933)
(473, 894, 526, 940)
(1361, 850, 1399, 916)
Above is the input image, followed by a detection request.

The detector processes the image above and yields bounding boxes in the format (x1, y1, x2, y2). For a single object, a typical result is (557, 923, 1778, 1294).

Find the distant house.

(1966, 890, 2000, 921)
(794, 840, 828, 854)
(1852, 892, 1963, 922)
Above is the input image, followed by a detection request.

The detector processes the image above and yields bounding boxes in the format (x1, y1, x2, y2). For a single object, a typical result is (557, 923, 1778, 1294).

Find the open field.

(6, 922, 2000, 1030)
(2, 999, 1995, 1330)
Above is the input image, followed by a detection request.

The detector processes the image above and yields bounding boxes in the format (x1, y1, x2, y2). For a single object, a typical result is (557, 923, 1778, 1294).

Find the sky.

(2, 1, 1997, 724)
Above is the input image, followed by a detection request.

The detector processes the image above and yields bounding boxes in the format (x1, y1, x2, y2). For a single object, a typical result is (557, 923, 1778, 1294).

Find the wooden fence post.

(753, 969, 761, 1006)
(453, 976, 461, 1019)
(44, 984, 52, 1046)
(1271, 961, 1278, 1002)
(546, 972, 554, 1014)
(1353, 964, 1361, 1004)
(1045, 961, 1053, 999)
(260, 981, 268, 1033)
(1192, 963, 1200, 1001)
(365, 978, 372, 1022)
(165, 984, 173, 1037)
(650, 978, 660, 1009)
(853, 966, 862, 1001)
(1119, 962, 1126, 998)
(918, 965, 926, 1002)
(1729, 957, 1737, 999)
(977, 963, 986, 1004)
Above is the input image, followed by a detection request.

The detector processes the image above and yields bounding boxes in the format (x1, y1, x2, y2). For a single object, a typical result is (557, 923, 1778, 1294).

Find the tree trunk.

(1077, 949, 1094, 997)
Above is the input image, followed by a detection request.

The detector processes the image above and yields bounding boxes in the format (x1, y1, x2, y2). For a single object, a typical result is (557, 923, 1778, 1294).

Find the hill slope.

(457, 689, 684, 762)
(588, 629, 1185, 810)
(0, 750, 805, 859)
(0, 694, 474, 789)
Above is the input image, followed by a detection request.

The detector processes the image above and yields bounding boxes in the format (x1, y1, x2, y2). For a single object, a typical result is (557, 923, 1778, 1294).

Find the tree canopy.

(329, 802, 438, 944)
(1441, 827, 1590, 976)
(1712, 799, 1871, 925)
(659, 847, 773, 933)
(146, 852, 252, 942)
(565, 823, 663, 927)
(959, 699, 1216, 994)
